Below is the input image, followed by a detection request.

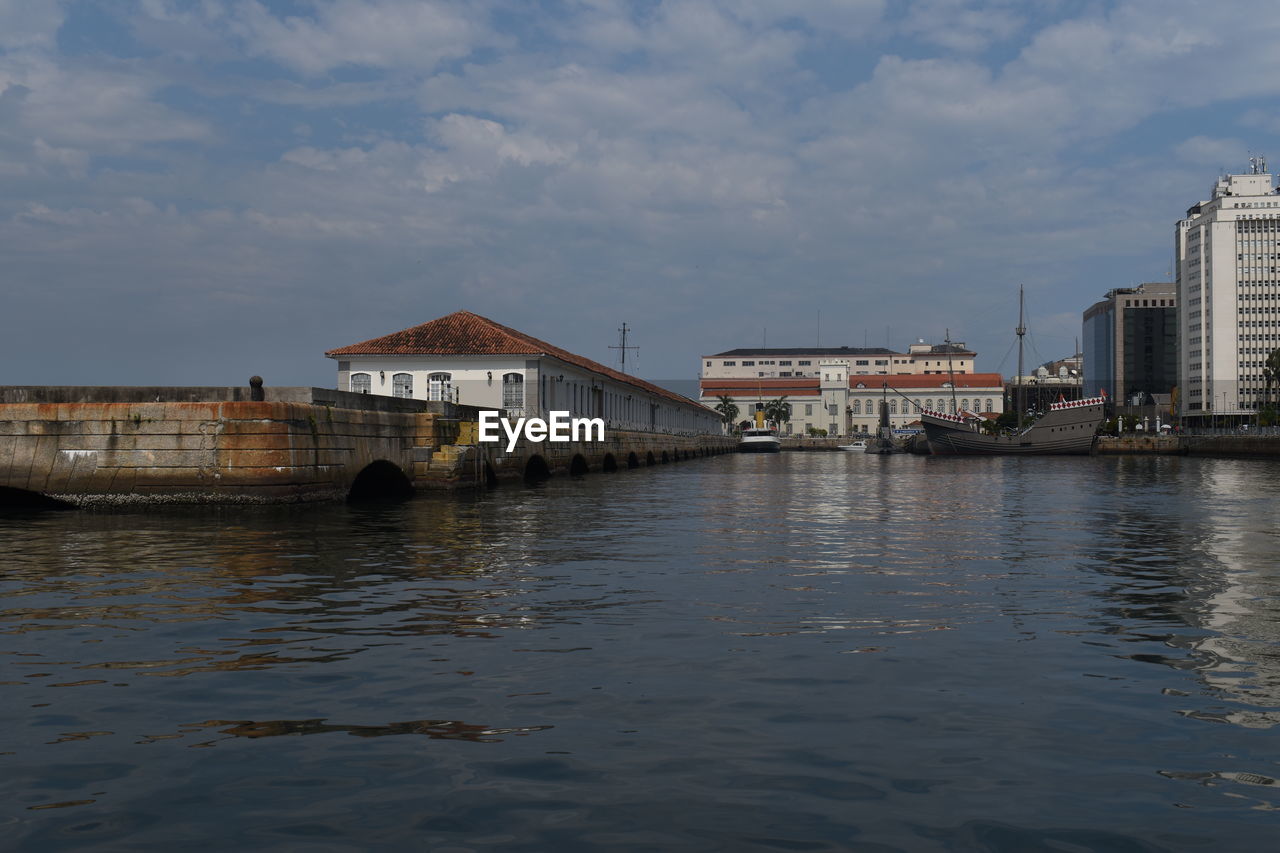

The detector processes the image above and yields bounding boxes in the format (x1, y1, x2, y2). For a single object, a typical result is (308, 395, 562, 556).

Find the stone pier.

(0, 386, 735, 506)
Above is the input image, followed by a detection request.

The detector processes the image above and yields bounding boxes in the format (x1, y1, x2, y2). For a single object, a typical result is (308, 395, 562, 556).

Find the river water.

(2, 453, 1279, 851)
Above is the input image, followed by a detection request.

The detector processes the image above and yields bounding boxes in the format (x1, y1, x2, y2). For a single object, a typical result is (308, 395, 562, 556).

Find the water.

(2, 453, 1279, 851)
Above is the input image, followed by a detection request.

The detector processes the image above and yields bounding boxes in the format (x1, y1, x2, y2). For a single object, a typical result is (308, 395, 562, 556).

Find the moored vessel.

(922, 396, 1106, 455)
(738, 427, 782, 453)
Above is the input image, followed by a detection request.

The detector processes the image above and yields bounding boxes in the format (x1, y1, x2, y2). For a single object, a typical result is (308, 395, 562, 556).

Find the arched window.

(889, 399, 898, 415)
(852, 399, 861, 414)
(865, 399, 874, 415)
(350, 373, 371, 394)
(392, 372, 413, 399)
(986, 399, 993, 412)
(961, 398, 970, 412)
(429, 372, 452, 402)
(503, 373, 524, 412)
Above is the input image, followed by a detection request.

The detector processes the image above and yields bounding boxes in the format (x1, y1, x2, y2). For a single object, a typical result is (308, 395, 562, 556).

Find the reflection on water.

(3, 453, 1280, 849)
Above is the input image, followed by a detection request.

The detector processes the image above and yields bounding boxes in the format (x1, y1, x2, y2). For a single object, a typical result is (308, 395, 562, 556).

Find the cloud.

(0, 0, 68, 51)
(1175, 135, 1246, 166)
(7, 0, 1280, 384)
(899, 0, 1025, 53)
(229, 0, 489, 76)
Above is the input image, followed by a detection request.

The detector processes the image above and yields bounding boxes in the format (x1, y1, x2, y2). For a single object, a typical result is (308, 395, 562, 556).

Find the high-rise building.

(1082, 282, 1178, 405)
(1176, 161, 1280, 422)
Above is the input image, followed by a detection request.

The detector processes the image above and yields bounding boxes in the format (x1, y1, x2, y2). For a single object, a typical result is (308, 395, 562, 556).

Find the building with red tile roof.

(701, 371, 1005, 436)
(326, 311, 722, 435)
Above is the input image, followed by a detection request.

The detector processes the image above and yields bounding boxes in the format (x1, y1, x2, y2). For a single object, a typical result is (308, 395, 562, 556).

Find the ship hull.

(922, 401, 1105, 456)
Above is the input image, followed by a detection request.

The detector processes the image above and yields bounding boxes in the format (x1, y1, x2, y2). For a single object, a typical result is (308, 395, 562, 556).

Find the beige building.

(1176, 161, 1280, 422)
(700, 341, 975, 380)
(701, 372, 1005, 437)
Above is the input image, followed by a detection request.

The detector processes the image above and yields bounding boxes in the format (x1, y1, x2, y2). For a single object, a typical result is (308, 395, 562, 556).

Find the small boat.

(738, 427, 782, 453)
(837, 440, 868, 451)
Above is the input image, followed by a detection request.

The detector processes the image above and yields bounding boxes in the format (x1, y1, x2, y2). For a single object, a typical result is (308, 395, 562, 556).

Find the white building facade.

(701, 373, 1005, 437)
(1176, 164, 1280, 422)
(327, 311, 722, 436)
(701, 342, 975, 380)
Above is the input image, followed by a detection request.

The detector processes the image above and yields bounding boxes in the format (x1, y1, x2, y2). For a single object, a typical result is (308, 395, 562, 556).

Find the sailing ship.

(921, 288, 1107, 456)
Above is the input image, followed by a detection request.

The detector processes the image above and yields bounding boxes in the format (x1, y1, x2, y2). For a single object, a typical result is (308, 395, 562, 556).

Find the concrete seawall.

(1095, 434, 1280, 457)
(0, 387, 735, 506)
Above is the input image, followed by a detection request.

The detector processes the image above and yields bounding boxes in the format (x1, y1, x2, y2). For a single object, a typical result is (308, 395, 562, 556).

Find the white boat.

(837, 440, 868, 451)
(738, 427, 782, 453)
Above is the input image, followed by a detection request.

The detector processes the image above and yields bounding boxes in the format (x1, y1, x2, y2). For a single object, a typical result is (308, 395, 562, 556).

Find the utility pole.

(610, 323, 639, 374)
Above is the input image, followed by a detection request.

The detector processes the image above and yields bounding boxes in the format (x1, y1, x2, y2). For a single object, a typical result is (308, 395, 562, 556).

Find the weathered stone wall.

(0, 400, 421, 505)
(0, 392, 737, 504)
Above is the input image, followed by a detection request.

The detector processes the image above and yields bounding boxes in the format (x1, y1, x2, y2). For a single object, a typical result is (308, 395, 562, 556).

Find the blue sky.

(4, 0, 1279, 386)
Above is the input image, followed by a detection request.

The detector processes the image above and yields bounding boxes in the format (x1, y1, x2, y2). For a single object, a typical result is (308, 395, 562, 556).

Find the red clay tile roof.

(700, 379, 820, 397)
(326, 311, 705, 411)
(848, 373, 1004, 389)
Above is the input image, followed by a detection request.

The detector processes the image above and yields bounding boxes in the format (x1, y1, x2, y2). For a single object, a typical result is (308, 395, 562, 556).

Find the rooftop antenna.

(610, 323, 639, 374)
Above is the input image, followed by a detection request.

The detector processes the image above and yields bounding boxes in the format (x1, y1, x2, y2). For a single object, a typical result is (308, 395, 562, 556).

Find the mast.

(1016, 286, 1026, 430)
(944, 328, 958, 413)
(609, 323, 638, 374)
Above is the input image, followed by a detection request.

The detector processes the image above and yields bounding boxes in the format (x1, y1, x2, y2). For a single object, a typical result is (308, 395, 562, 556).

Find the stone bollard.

(249, 376, 265, 401)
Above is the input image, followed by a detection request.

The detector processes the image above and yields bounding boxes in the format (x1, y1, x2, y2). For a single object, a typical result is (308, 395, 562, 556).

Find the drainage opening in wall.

(347, 460, 414, 503)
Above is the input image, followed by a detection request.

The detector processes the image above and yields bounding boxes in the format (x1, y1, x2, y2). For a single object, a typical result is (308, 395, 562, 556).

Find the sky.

(4, 0, 1280, 387)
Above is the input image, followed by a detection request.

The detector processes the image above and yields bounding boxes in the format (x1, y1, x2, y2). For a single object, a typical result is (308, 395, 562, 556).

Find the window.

(852, 400, 861, 414)
(855, 359, 869, 366)
(392, 372, 413, 398)
(874, 359, 888, 366)
(779, 360, 792, 366)
(925, 399, 933, 410)
(890, 399, 898, 414)
(350, 373, 371, 394)
(986, 399, 993, 412)
(429, 372, 452, 402)
(798, 360, 811, 366)
(705, 361, 711, 367)
(961, 399, 970, 412)
(805, 404, 813, 415)
(743, 361, 756, 366)
(503, 373, 524, 412)
(723, 361, 736, 366)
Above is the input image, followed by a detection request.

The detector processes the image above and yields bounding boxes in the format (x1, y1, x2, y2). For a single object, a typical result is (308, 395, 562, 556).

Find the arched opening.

(524, 455, 551, 482)
(570, 454, 589, 476)
(0, 486, 75, 511)
(646, 451, 656, 466)
(660, 451, 669, 464)
(626, 452, 639, 469)
(347, 460, 413, 502)
(602, 453, 618, 472)
(483, 463, 498, 487)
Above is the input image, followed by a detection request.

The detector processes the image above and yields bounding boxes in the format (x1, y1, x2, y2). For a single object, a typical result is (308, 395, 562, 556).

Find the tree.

(713, 395, 739, 430)
(763, 396, 792, 428)
(1264, 348, 1280, 409)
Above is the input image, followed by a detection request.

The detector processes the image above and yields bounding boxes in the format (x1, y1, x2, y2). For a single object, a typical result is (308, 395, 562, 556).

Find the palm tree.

(714, 395, 739, 431)
(1264, 348, 1280, 408)
(763, 396, 792, 429)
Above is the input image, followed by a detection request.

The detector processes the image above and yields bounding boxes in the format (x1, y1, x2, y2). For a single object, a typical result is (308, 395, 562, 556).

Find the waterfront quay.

(0, 385, 735, 507)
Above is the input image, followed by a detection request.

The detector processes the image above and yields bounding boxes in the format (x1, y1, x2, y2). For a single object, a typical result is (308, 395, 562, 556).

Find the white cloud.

(1175, 135, 1246, 166)
(899, 0, 1025, 53)
(0, 0, 67, 51)
(230, 0, 488, 75)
